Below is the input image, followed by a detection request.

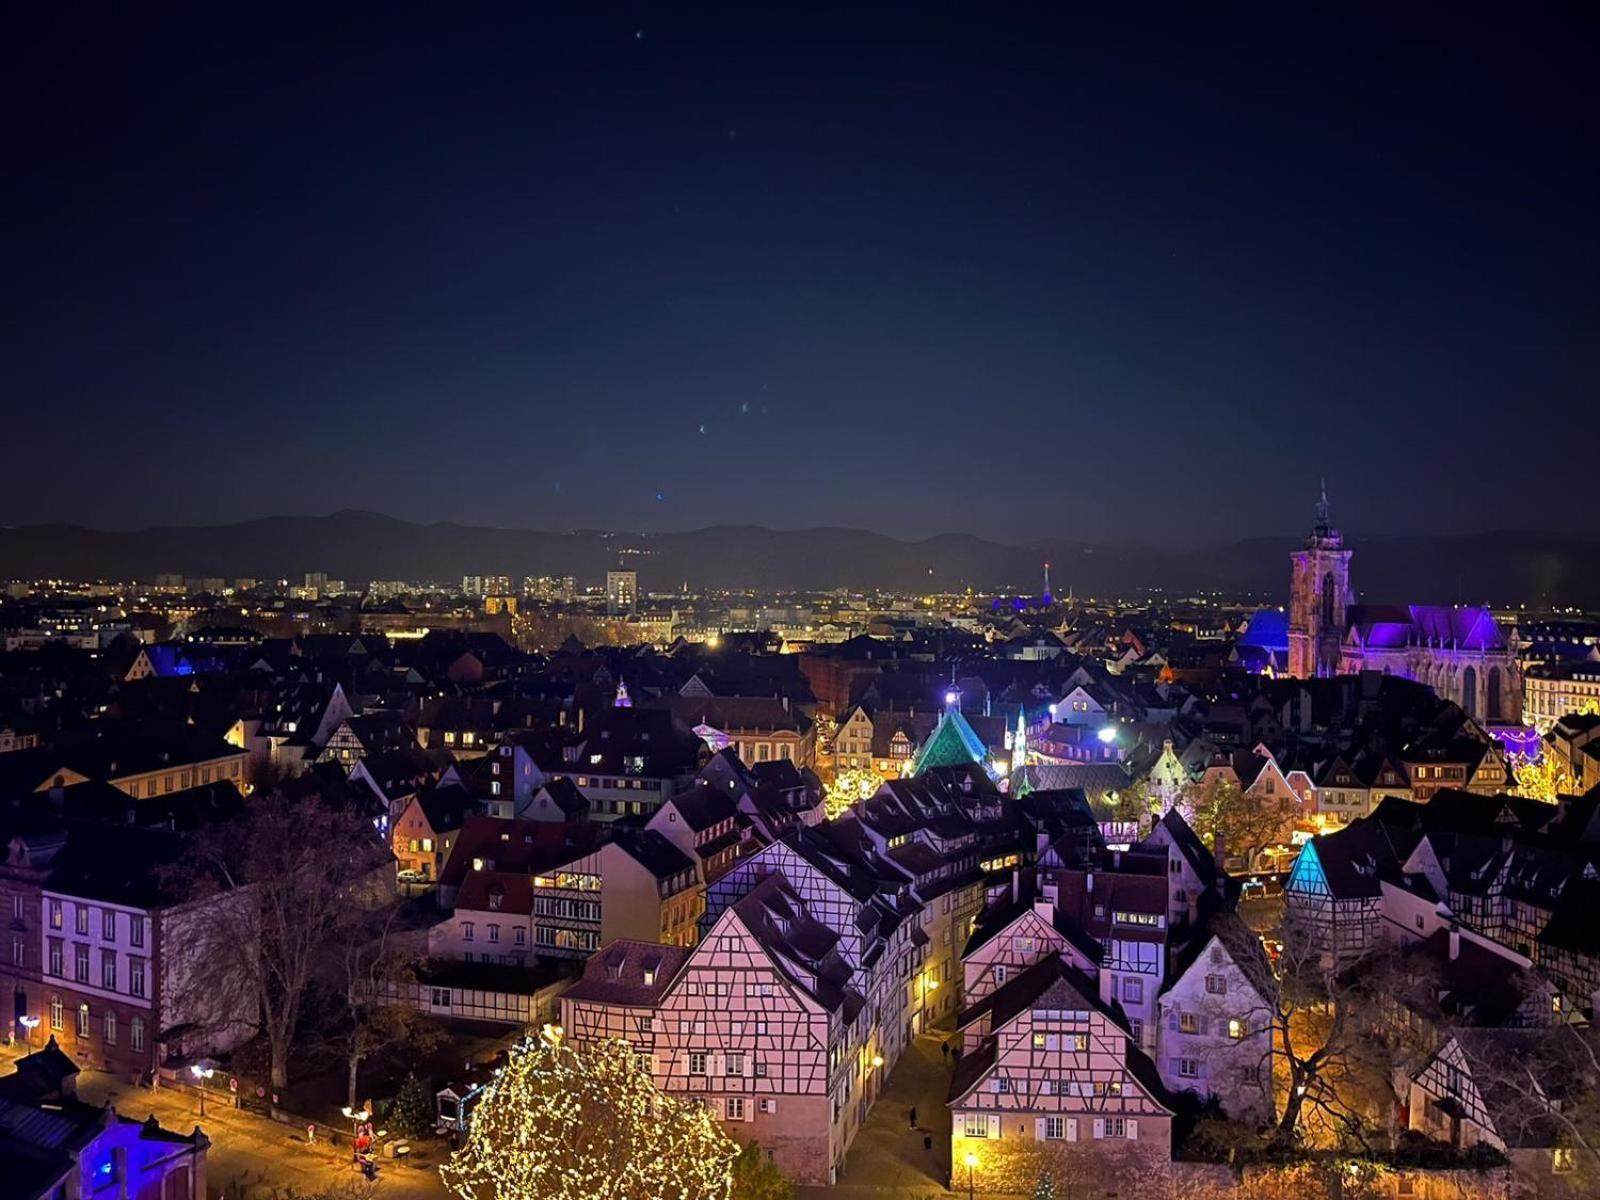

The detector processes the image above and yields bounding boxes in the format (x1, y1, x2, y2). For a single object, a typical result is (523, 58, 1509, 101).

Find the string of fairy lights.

(441, 1030, 740, 1200)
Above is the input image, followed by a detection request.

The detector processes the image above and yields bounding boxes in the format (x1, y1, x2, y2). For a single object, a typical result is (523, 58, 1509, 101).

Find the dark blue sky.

(6, 4, 1596, 545)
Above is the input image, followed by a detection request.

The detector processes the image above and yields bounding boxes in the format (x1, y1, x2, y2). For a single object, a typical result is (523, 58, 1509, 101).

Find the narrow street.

(798, 1028, 1012, 1200)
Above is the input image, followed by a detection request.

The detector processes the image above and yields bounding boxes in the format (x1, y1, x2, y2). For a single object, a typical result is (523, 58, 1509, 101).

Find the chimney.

(1033, 899, 1053, 922)
(1449, 927, 1461, 961)
(1011, 873, 1020, 903)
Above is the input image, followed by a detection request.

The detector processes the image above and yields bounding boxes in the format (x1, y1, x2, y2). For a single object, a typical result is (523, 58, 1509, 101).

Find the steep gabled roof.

(910, 708, 989, 775)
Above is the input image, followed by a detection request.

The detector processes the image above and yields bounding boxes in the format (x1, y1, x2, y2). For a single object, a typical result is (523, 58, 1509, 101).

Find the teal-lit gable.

(911, 709, 988, 776)
(1286, 841, 1330, 897)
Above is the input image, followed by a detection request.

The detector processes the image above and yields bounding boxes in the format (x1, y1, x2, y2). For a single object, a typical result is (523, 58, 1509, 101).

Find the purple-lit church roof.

(1347, 604, 1506, 651)
(1239, 608, 1289, 654)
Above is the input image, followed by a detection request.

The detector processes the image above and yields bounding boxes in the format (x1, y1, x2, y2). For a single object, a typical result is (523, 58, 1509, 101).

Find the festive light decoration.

(824, 768, 880, 819)
(1510, 750, 1577, 804)
(441, 1035, 738, 1200)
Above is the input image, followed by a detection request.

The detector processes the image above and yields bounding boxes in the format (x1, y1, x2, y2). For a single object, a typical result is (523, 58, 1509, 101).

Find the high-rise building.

(606, 570, 638, 617)
(462, 574, 512, 598)
(522, 575, 577, 603)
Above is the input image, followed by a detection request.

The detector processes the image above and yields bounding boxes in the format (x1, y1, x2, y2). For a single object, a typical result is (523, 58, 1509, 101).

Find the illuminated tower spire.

(1011, 707, 1028, 775)
(1042, 561, 1053, 605)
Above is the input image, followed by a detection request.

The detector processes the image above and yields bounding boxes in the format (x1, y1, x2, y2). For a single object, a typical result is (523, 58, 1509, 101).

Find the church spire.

(1311, 477, 1338, 542)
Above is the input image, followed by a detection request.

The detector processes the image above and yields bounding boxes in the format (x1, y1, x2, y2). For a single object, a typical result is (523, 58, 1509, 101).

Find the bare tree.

(1456, 1025, 1600, 1186)
(327, 902, 441, 1109)
(166, 789, 392, 1105)
(1266, 916, 1398, 1151)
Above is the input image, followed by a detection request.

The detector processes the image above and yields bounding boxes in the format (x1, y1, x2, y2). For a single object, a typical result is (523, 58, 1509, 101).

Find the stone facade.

(1286, 489, 1521, 724)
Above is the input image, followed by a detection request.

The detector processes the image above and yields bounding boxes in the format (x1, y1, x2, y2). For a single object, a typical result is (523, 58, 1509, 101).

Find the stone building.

(1286, 486, 1521, 723)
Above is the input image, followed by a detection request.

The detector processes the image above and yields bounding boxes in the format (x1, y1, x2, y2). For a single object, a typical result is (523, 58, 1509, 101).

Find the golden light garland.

(440, 1034, 739, 1200)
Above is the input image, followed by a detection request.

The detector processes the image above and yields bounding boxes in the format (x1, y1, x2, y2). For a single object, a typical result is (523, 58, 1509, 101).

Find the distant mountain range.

(1, 511, 1595, 606)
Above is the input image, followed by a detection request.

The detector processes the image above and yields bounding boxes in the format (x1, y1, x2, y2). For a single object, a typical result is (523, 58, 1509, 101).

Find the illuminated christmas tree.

(824, 768, 880, 819)
(441, 1032, 739, 1200)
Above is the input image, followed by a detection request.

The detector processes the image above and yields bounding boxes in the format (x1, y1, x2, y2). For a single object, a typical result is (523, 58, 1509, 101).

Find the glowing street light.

(18, 1015, 39, 1050)
(341, 1103, 372, 1142)
(1096, 726, 1118, 744)
(190, 1064, 215, 1117)
(964, 1150, 979, 1200)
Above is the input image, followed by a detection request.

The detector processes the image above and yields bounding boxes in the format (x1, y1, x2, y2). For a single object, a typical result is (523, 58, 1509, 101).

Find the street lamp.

(964, 1150, 978, 1200)
(18, 1015, 39, 1051)
(342, 1104, 372, 1169)
(190, 1065, 215, 1117)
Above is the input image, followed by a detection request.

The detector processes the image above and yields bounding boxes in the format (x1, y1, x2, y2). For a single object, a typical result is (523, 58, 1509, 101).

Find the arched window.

(1320, 574, 1337, 626)
(1486, 667, 1502, 722)
(1462, 666, 1478, 720)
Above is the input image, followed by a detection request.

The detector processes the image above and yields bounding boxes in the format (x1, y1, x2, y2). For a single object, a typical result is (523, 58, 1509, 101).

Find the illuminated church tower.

(1287, 481, 1352, 679)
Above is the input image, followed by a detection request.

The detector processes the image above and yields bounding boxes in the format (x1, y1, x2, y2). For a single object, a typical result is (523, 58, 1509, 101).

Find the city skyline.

(5, 6, 1600, 1199)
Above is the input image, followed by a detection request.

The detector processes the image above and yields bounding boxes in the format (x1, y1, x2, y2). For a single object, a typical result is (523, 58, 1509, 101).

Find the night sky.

(6, 4, 1597, 545)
